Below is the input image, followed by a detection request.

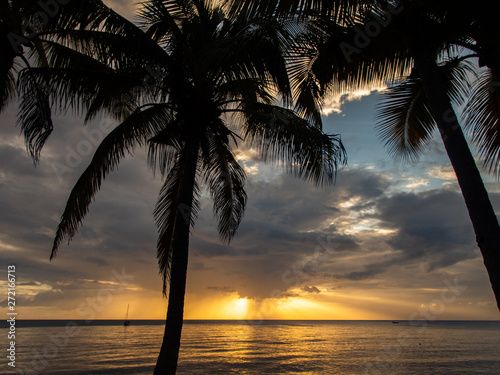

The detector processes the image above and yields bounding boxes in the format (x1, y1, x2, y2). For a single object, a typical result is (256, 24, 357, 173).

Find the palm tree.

(233, 0, 500, 311)
(363, 1, 500, 311)
(21, 0, 345, 373)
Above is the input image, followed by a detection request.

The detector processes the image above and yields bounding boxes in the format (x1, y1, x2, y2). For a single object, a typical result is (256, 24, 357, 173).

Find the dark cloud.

(336, 168, 392, 199)
(206, 286, 236, 293)
(302, 286, 320, 293)
(10, 289, 64, 307)
(335, 188, 480, 281)
(0, 143, 38, 177)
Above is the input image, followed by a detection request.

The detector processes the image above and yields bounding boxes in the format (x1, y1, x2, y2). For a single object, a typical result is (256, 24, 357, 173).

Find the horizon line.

(6, 318, 500, 321)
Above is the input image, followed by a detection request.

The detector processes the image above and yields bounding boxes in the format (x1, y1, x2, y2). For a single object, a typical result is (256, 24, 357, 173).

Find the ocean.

(1, 320, 499, 374)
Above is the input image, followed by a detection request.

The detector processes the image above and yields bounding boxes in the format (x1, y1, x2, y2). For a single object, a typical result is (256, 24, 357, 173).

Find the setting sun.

(230, 298, 250, 318)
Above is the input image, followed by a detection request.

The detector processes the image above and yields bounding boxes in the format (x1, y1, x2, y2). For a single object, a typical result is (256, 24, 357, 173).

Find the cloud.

(322, 86, 387, 115)
(302, 286, 321, 293)
(404, 178, 429, 189)
(427, 165, 456, 180)
(336, 188, 480, 281)
(206, 286, 236, 293)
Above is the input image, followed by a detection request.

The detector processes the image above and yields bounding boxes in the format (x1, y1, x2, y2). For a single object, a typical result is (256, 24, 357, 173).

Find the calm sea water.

(0, 320, 499, 374)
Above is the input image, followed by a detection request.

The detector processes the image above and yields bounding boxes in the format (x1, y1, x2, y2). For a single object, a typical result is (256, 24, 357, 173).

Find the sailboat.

(123, 304, 131, 326)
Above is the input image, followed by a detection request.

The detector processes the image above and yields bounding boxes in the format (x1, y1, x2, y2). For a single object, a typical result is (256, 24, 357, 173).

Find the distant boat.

(392, 321, 399, 324)
(124, 304, 131, 326)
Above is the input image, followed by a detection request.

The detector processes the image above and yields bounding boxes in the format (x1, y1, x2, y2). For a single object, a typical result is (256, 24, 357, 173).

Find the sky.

(1, 1, 500, 322)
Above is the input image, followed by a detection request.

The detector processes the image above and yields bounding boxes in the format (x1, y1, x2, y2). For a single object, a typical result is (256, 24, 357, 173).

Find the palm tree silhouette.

(235, 0, 500, 310)
(20, 0, 345, 373)
(1, 0, 140, 162)
(1, 0, 54, 161)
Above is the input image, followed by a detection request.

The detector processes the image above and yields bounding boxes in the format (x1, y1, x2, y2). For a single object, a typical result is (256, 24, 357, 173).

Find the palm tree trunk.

(412, 48, 500, 311)
(154, 141, 199, 374)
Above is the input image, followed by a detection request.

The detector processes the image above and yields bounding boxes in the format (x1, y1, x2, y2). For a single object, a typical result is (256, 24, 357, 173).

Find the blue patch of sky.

(320, 91, 489, 193)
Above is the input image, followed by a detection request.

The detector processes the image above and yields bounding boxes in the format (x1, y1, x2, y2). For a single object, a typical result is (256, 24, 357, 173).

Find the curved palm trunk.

(154, 141, 199, 374)
(412, 48, 500, 311)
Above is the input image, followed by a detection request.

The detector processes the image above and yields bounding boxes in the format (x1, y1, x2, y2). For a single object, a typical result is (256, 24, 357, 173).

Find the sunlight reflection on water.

(2, 320, 499, 374)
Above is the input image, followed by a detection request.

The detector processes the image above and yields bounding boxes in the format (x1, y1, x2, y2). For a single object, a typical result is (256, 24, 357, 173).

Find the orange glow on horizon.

(9, 288, 406, 320)
(9, 282, 498, 321)
(182, 292, 375, 321)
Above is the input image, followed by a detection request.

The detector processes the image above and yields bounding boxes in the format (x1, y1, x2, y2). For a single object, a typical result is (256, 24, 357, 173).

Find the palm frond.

(376, 58, 473, 161)
(153, 145, 201, 295)
(153, 154, 182, 295)
(147, 119, 185, 176)
(139, 0, 188, 44)
(462, 70, 500, 176)
(243, 102, 346, 186)
(16, 72, 53, 163)
(440, 57, 474, 106)
(291, 66, 324, 127)
(1, 19, 17, 110)
(241, 18, 293, 104)
(375, 77, 435, 161)
(227, 0, 364, 22)
(200, 121, 247, 243)
(205, 17, 293, 105)
(0, 61, 16, 113)
(218, 78, 273, 106)
(51, 104, 172, 259)
(46, 0, 141, 37)
(18, 66, 147, 121)
(39, 30, 168, 71)
(305, 18, 412, 95)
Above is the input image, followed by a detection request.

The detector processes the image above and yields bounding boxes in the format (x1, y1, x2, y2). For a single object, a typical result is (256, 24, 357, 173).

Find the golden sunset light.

(1, 0, 500, 374)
